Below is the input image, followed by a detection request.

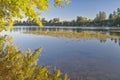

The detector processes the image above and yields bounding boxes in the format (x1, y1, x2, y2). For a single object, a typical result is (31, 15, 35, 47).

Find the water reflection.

(6, 26, 120, 80)
(11, 26, 120, 46)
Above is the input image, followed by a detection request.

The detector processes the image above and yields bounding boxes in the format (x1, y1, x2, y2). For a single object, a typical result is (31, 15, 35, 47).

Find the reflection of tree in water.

(0, 36, 69, 80)
(111, 38, 120, 46)
(12, 27, 120, 43)
(11, 27, 120, 46)
(109, 32, 120, 46)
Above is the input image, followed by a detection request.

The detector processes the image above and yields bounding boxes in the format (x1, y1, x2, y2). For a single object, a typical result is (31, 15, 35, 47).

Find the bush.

(0, 36, 69, 80)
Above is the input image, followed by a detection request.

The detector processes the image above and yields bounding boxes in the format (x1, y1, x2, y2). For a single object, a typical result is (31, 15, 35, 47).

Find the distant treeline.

(14, 8, 120, 27)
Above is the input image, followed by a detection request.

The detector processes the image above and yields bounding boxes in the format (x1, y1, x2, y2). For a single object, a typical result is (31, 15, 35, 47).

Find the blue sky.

(40, 0, 120, 21)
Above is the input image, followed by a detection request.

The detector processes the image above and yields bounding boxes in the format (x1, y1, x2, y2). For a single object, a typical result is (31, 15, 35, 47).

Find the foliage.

(0, 0, 70, 30)
(0, 1, 70, 80)
(53, 18, 60, 23)
(108, 8, 120, 26)
(94, 11, 106, 21)
(76, 16, 87, 23)
(0, 35, 69, 80)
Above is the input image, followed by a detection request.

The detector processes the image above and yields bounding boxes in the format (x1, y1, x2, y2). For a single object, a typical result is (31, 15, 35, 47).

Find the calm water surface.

(2, 26, 120, 80)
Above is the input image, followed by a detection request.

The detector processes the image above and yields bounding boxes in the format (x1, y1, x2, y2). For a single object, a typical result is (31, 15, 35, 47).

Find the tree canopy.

(0, 0, 70, 30)
(94, 11, 106, 21)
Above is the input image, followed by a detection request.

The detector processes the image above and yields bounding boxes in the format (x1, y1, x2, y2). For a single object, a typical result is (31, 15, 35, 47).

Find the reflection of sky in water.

(1, 30, 120, 80)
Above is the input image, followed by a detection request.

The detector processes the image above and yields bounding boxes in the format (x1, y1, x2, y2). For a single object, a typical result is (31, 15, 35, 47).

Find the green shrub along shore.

(0, 36, 70, 80)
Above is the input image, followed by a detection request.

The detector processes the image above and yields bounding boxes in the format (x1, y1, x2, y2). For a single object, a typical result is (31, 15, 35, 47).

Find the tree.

(76, 16, 87, 23)
(113, 11, 117, 19)
(71, 19, 76, 26)
(94, 11, 106, 21)
(0, 0, 70, 30)
(117, 8, 120, 17)
(76, 16, 87, 26)
(108, 8, 120, 26)
(109, 13, 114, 20)
(53, 18, 60, 23)
(41, 18, 47, 23)
(115, 8, 120, 26)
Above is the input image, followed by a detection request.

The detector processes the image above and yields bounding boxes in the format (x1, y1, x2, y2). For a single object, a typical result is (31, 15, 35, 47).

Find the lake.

(1, 26, 120, 80)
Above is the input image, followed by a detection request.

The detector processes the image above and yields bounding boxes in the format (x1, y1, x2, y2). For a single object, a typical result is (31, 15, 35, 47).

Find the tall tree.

(117, 8, 120, 17)
(113, 11, 117, 19)
(94, 11, 106, 21)
(109, 13, 114, 20)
